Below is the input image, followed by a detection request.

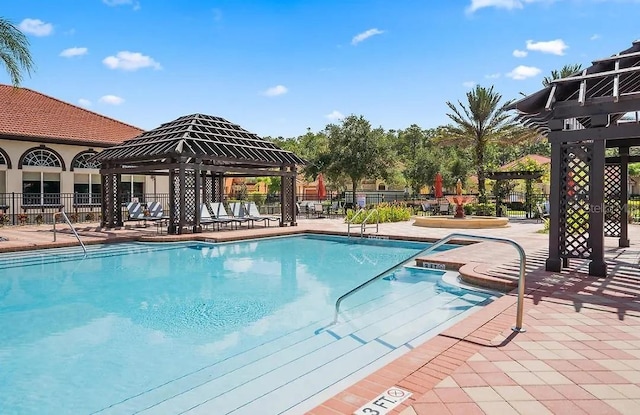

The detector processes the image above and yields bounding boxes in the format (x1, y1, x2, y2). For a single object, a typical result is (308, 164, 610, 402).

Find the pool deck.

(2, 218, 640, 414)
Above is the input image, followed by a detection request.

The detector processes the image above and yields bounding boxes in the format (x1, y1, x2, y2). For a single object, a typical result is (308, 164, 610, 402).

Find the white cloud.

(263, 85, 288, 97)
(590, 34, 601, 41)
(60, 47, 88, 58)
(19, 18, 54, 36)
(103, 51, 161, 71)
(506, 65, 542, 80)
(466, 0, 544, 14)
(513, 49, 528, 58)
(102, 0, 140, 10)
(78, 98, 92, 107)
(351, 28, 385, 45)
(325, 110, 344, 121)
(526, 39, 568, 55)
(462, 81, 477, 88)
(485, 73, 501, 79)
(99, 95, 124, 105)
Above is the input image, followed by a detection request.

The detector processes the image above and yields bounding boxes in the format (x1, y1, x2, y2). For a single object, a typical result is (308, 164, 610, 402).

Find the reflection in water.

(0, 237, 425, 414)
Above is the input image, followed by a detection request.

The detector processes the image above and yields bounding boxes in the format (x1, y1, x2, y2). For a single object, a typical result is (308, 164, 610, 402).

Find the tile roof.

(0, 84, 143, 146)
(500, 154, 550, 170)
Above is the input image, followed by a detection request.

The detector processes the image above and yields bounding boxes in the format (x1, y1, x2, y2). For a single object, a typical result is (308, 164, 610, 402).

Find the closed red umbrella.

(434, 172, 443, 198)
(317, 173, 327, 200)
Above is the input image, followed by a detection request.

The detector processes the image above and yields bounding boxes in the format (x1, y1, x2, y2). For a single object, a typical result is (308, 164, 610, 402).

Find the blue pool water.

(0, 234, 491, 415)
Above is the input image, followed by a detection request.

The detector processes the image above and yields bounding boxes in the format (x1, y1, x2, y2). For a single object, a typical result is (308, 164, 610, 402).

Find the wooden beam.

(552, 95, 640, 118)
(548, 122, 640, 143)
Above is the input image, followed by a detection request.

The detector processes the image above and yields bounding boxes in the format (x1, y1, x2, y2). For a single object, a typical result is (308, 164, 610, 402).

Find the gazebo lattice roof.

(92, 113, 304, 167)
(508, 40, 640, 135)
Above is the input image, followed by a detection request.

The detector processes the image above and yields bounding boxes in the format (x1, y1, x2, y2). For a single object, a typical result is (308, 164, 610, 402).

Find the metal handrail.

(333, 232, 527, 333)
(360, 208, 379, 236)
(346, 208, 366, 237)
(53, 210, 87, 255)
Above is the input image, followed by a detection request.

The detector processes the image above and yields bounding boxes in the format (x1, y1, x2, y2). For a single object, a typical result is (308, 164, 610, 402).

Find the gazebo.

(508, 40, 640, 277)
(92, 113, 305, 234)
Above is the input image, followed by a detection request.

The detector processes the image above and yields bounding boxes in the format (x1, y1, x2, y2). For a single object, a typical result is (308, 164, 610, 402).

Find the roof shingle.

(0, 84, 143, 145)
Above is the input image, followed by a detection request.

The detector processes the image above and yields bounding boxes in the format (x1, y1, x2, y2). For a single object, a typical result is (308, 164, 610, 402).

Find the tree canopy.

(0, 17, 34, 85)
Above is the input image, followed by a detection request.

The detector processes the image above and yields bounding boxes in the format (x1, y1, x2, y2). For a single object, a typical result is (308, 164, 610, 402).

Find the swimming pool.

(0, 234, 494, 415)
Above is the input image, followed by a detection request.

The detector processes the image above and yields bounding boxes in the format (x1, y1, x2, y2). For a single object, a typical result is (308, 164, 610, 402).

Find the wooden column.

(589, 139, 607, 277)
(546, 141, 563, 272)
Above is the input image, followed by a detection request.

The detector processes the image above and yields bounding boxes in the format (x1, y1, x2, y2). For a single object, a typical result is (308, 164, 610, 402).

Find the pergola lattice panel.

(604, 164, 622, 237)
(102, 173, 121, 227)
(184, 171, 197, 223)
(282, 175, 294, 223)
(559, 143, 592, 259)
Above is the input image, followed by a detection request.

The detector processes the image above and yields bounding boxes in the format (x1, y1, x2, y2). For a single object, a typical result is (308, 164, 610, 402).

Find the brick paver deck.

(2, 217, 640, 414)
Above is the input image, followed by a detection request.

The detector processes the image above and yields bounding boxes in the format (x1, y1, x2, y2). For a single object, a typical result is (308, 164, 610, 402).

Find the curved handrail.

(360, 208, 379, 236)
(53, 210, 87, 255)
(346, 208, 366, 237)
(333, 232, 527, 332)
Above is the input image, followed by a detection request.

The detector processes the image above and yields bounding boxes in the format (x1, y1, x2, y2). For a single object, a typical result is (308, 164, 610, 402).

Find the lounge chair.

(199, 203, 232, 231)
(126, 201, 147, 226)
(245, 201, 280, 226)
(145, 201, 166, 221)
(211, 202, 252, 229)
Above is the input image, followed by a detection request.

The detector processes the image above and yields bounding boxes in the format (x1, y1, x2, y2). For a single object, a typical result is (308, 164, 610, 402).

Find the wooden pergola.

(508, 40, 640, 277)
(92, 113, 305, 234)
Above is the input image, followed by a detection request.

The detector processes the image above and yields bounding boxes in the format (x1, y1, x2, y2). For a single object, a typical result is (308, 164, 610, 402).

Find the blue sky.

(3, 0, 640, 138)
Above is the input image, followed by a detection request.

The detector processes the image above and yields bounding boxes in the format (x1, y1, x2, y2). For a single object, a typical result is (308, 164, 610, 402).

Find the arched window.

(22, 148, 62, 168)
(71, 151, 100, 170)
(72, 151, 101, 205)
(378, 183, 386, 191)
(0, 148, 9, 197)
(20, 147, 63, 206)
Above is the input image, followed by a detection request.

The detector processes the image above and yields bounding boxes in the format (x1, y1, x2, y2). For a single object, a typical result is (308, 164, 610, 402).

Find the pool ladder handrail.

(333, 232, 527, 333)
(360, 208, 379, 237)
(53, 210, 87, 255)
(346, 208, 366, 237)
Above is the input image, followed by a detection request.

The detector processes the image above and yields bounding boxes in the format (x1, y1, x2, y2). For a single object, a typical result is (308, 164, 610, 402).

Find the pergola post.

(178, 163, 186, 234)
(168, 165, 177, 234)
(620, 146, 630, 247)
(589, 139, 607, 277)
(546, 141, 563, 273)
(194, 160, 202, 233)
(291, 165, 297, 226)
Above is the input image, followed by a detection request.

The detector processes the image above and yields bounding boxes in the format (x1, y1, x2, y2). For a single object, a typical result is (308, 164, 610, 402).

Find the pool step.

(130, 289, 488, 415)
(93, 276, 440, 415)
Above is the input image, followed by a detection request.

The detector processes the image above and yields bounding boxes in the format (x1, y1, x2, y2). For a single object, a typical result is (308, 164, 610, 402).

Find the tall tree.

(0, 17, 34, 85)
(324, 115, 394, 203)
(441, 85, 529, 202)
(542, 63, 582, 87)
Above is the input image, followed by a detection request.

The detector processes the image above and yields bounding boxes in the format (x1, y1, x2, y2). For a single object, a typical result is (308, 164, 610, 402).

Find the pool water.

(0, 234, 491, 415)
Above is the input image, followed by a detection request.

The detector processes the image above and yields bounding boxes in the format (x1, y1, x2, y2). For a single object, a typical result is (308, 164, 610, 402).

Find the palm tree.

(0, 17, 34, 85)
(442, 85, 530, 202)
(542, 63, 582, 87)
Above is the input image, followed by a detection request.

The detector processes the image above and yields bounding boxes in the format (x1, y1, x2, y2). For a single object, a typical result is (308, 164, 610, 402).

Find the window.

(21, 148, 63, 206)
(121, 175, 145, 203)
(22, 172, 61, 205)
(74, 174, 102, 205)
(22, 149, 62, 167)
(72, 152, 100, 169)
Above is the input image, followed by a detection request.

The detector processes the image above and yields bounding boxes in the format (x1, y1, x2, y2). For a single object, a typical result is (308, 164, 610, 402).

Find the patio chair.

(245, 201, 280, 226)
(438, 202, 450, 215)
(211, 202, 252, 229)
(199, 203, 231, 231)
(126, 201, 147, 226)
(536, 203, 550, 222)
(145, 201, 166, 221)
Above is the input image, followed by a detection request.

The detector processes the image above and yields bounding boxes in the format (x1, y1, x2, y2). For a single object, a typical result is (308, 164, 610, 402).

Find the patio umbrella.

(317, 173, 327, 200)
(434, 172, 443, 198)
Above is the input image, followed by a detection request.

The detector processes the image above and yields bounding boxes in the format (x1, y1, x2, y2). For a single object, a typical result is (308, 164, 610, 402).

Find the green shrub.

(468, 203, 495, 216)
(344, 202, 411, 224)
(463, 204, 475, 216)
